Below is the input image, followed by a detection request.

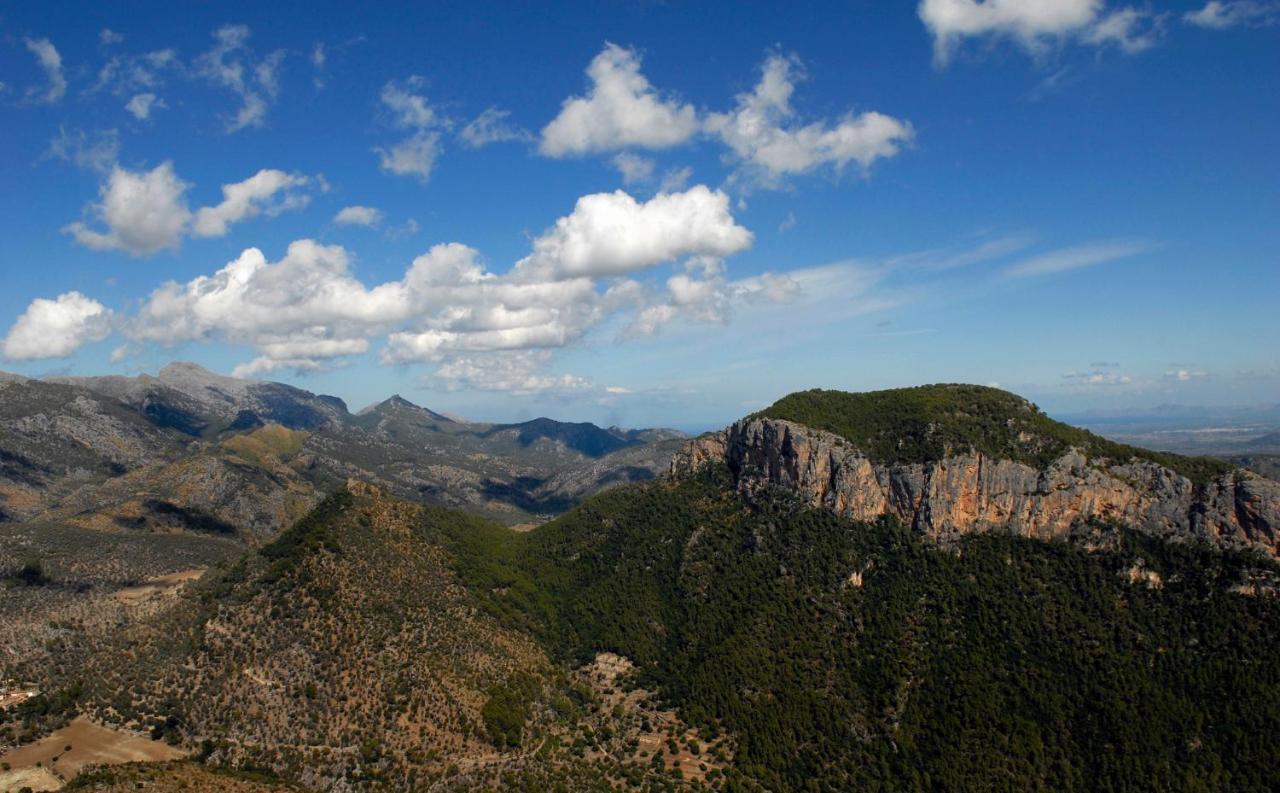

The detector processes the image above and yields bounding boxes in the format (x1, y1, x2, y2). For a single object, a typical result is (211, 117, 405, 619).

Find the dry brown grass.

(0, 717, 185, 790)
(111, 569, 205, 606)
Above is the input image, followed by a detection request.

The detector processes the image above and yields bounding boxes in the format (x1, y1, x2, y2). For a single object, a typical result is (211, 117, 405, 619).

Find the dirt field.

(0, 717, 186, 791)
(112, 568, 205, 606)
(0, 765, 61, 793)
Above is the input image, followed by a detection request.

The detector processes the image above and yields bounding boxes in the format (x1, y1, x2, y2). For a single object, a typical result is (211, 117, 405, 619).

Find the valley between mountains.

(2, 369, 1278, 792)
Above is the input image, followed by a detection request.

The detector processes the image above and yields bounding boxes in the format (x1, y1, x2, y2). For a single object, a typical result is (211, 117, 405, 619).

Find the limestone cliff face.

(672, 418, 1280, 556)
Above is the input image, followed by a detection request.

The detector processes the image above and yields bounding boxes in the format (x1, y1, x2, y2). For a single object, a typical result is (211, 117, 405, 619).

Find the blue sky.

(0, 0, 1276, 430)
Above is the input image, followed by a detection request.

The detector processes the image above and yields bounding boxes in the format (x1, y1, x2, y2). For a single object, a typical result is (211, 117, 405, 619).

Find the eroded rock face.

(672, 418, 1280, 556)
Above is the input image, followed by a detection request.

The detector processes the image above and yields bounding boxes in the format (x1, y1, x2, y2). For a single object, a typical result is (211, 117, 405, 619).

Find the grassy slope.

(756, 385, 1235, 484)
(450, 468, 1280, 793)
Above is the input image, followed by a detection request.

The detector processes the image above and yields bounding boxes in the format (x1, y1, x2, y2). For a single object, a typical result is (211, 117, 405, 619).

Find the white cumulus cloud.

(377, 131, 441, 180)
(67, 163, 312, 255)
(44, 128, 120, 174)
(36, 185, 781, 390)
(540, 45, 911, 189)
(3, 292, 112, 360)
(1083, 8, 1164, 53)
(514, 186, 753, 280)
(192, 169, 310, 237)
(918, 0, 1161, 64)
(540, 43, 699, 156)
(425, 350, 594, 394)
(334, 206, 384, 227)
(95, 48, 178, 103)
(705, 54, 913, 184)
(65, 162, 192, 255)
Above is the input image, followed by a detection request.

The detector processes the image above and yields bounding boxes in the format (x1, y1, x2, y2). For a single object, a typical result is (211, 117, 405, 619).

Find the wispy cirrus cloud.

(1184, 1, 1279, 29)
(24, 37, 67, 103)
(195, 25, 285, 132)
(1003, 240, 1154, 277)
(375, 79, 450, 181)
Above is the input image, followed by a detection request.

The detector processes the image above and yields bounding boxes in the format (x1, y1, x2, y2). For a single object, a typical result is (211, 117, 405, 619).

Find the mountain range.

(0, 362, 686, 539)
(1, 372, 1278, 792)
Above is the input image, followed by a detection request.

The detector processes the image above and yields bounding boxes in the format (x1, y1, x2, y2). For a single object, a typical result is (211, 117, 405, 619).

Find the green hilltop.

(756, 384, 1234, 484)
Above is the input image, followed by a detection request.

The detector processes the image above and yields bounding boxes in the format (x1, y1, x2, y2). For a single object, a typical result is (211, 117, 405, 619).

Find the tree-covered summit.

(756, 384, 1234, 483)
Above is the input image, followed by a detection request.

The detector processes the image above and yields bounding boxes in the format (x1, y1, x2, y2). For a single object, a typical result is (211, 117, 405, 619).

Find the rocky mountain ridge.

(673, 415, 1280, 556)
(3, 363, 684, 530)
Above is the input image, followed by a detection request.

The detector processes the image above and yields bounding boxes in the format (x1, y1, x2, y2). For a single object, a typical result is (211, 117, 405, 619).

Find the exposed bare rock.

(673, 417, 1280, 556)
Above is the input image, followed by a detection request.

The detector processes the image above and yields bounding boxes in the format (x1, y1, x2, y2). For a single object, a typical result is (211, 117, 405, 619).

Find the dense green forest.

(436, 466, 1280, 792)
(756, 385, 1234, 484)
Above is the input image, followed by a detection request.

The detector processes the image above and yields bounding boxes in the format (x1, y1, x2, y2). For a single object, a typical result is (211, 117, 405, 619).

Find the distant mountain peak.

(358, 393, 454, 423)
(155, 361, 256, 401)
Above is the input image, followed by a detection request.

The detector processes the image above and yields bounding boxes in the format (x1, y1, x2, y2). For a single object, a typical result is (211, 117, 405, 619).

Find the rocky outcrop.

(672, 417, 1280, 557)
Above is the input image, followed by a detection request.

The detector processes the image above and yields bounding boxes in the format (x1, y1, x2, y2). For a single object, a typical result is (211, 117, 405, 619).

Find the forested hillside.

(450, 466, 1280, 792)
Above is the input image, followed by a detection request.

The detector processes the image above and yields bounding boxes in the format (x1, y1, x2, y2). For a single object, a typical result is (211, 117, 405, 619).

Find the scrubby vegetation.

(482, 671, 542, 748)
(757, 385, 1235, 483)
(8, 463, 1280, 791)
(65, 760, 299, 791)
(8, 558, 50, 586)
(452, 466, 1280, 792)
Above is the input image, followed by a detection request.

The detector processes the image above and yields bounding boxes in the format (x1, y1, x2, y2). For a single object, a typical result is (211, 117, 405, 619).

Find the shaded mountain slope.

(0, 376, 190, 522)
(481, 418, 637, 459)
(53, 362, 349, 436)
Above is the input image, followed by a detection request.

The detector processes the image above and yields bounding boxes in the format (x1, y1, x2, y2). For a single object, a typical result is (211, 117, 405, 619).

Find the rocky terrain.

(1, 362, 684, 536)
(6, 481, 721, 792)
(3, 379, 1280, 792)
(673, 386, 1279, 556)
(674, 415, 1280, 555)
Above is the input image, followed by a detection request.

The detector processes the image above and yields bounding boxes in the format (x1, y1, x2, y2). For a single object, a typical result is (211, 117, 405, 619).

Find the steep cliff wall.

(672, 417, 1280, 556)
